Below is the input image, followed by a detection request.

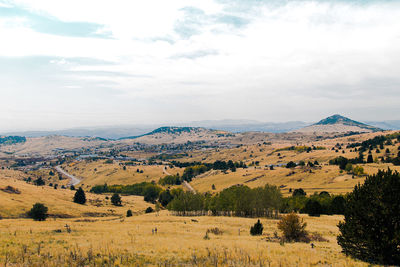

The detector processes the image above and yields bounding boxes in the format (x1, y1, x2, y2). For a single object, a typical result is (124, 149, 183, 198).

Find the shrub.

(286, 161, 297, 168)
(250, 219, 263, 236)
(126, 209, 133, 217)
(278, 213, 308, 242)
(33, 177, 45, 186)
(28, 203, 48, 221)
(145, 207, 154, 213)
(73, 187, 86, 204)
(292, 188, 306, 197)
(111, 193, 122, 206)
(337, 169, 400, 265)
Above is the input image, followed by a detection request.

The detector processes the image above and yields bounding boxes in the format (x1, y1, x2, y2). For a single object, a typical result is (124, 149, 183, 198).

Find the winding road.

(55, 166, 81, 186)
(164, 166, 196, 194)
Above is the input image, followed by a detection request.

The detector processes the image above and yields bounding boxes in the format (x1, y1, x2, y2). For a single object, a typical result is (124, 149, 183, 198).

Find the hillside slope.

(295, 114, 382, 133)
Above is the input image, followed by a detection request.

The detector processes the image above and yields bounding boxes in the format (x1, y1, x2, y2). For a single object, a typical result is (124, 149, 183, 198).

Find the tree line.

(167, 184, 282, 217)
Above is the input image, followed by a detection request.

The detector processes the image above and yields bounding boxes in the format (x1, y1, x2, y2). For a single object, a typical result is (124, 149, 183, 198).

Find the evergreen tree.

(250, 219, 263, 235)
(126, 209, 133, 217)
(367, 154, 373, 163)
(73, 187, 86, 204)
(27, 203, 48, 221)
(337, 169, 400, 265)
(111, 193, 122, 206)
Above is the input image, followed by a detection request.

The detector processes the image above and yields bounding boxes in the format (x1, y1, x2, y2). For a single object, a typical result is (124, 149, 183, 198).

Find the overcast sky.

(1, 0, 400, 131)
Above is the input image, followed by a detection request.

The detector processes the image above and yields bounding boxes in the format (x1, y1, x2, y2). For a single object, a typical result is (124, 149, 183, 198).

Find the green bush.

(250, 219, 263, 235)
(27, 203, 48, 221)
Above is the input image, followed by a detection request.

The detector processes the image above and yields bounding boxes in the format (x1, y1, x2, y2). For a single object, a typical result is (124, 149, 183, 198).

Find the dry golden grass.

(0, 173, 153, 219)
(62, 160, 184, 188)
(0, 210, 369, 266)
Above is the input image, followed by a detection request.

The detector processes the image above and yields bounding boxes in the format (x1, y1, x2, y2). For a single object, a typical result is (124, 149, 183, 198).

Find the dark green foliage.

(302, 199, 322, 216)
(367, 154, 373, 163)
(250, 219, 263, 235)
(73, 187, 86, 204)
(158, 190, 173, 206)
(126, 209, 133, 217)
(282, 192, 345, 215)
(111, 193, 122, 206)
(158, 175, 181, 186)
(27, 203, 48, 221)
(0, 136, 26, 145)
(33, 177, 45, 186)
(329, 156, 349, 170)
(49, 170, 54, 176)
(145, 207, 154, 213)
(337, 169, 400, 265)
(292, 188, 306, 197)
(70, 185, 75, 190)
(330, 196, 346, 215)
(286, 161, 296, 168)
(90, 182, 162, 203)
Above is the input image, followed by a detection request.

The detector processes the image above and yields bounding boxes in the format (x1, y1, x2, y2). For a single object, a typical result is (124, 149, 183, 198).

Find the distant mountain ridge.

(3, 116, 396, 139)
(296, 114, 382, 133)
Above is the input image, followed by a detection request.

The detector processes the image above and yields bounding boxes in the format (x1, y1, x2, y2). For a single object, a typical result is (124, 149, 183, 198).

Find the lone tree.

(278, 213, 308, 242)
(126, 209, 133, 217)
(337, 169, 400, 265)
(28, 203, 48, 221)
(73, 187, 86, 204)
(111, 193, 122, 206)
(250, 219, 263, 236)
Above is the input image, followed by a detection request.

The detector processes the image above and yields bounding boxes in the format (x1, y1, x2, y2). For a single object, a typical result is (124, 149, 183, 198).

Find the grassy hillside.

(0, 171, 152, 218)
(62, 160, 184, 188)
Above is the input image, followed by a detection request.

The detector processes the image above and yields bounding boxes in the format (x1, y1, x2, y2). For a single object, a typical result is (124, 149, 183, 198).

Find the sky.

(1, 0, 400, 131)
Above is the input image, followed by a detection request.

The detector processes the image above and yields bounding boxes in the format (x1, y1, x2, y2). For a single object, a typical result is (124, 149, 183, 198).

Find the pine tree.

(367, 154, 373, 163)
(111, 193, 122, 206)
(73, 187, 86, 204)
(337, 169, 400, 265)
(250, 219, 263, 235)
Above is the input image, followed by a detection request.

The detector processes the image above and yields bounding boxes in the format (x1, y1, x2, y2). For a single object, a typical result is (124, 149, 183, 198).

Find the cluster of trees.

(276, 145, 325, 153)
(90, 182, 163, 202)
(158, 174, 182, 186)
(281, 190, 346, 216)
(168, 184, 282, 217)
(285, 160, 319, 169)
(177, 160, 247, 182)
(0, 136, 26, 145)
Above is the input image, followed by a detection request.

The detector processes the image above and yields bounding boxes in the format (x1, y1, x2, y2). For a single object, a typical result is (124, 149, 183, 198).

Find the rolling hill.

(294, 114, 382, 133)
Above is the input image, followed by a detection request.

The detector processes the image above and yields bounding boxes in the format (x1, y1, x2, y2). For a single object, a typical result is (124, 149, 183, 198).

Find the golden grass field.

(0, 210, 369, 266)
(0, 174, 153, 219)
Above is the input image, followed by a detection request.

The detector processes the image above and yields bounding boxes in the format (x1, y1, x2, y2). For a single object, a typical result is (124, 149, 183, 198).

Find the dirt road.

(55, 166, 81, 186)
